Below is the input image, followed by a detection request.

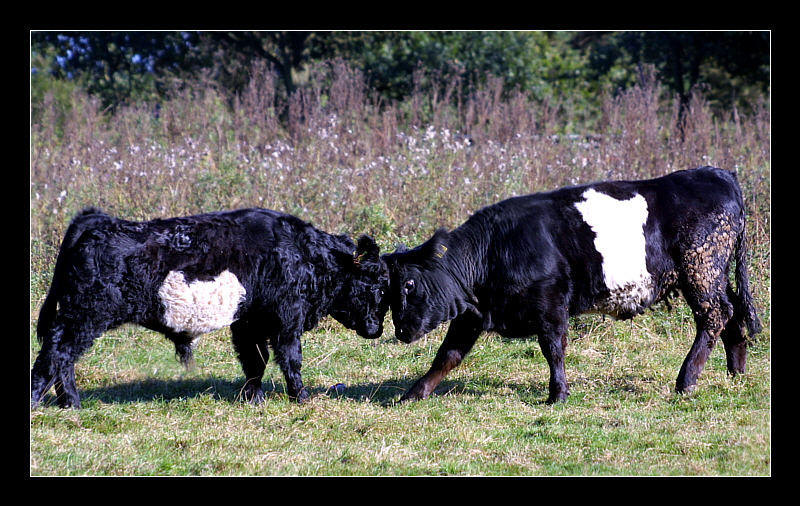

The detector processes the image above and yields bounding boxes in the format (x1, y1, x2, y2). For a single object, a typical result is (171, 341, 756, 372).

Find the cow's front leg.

(536, 308, 570, 404)
(538, 331, 570, 403)
(272, 328, 309, 403)
(400, 312, 482, 402)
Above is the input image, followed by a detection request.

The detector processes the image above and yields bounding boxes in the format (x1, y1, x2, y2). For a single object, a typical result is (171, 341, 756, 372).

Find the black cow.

(31, 207, 389, 409)
(383, 167, 762, 403)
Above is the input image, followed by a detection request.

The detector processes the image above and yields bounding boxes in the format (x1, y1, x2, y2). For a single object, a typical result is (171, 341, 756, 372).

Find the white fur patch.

(158, 269, 246, 337)
(574, 188, 653, 315)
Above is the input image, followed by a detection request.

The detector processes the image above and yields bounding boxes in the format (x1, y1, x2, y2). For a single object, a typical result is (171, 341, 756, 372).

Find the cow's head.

(330, 235, 390, 339)
(383, 229, 480, 343)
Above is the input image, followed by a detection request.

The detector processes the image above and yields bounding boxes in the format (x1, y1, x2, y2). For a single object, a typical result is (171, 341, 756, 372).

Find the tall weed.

(31, 61, 770, 304)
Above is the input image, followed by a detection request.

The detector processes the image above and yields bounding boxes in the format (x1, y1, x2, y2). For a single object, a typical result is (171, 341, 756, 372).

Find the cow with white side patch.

(383, 167, 762, 404)
(31, 207, 389, 409)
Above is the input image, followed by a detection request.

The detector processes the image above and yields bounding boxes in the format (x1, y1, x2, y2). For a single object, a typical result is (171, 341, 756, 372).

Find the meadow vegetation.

(30, 61, 770, 476)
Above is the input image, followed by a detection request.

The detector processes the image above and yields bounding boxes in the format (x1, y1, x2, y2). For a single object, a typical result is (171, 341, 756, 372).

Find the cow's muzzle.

(395, 326, 424, 344)
(358, 323, 383, 340)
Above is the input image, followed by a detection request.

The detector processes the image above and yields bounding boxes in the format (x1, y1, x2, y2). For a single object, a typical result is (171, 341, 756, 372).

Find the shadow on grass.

(325, 377, 551, 407)
(36, 376, 252, 408)
(36, 374, 551, 408)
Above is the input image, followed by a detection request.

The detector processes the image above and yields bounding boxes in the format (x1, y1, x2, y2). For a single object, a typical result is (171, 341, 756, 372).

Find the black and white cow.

(31, 207, 389, 409)
(383, 167, 762, 403)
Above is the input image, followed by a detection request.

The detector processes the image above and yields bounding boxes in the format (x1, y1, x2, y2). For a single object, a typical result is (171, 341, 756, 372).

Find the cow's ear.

(356, 235, 379, 255)
(353, 236, 387, 275)
(355, 235, 380, 262)
(419, 228, 450, 263)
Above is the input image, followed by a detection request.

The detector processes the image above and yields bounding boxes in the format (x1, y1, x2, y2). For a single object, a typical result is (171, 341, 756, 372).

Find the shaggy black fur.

(383, 167, 762, 404)
(32, 207, 389, 408)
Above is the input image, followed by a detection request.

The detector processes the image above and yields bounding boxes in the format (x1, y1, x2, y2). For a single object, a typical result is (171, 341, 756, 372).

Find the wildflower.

(425, 125, 436, 141)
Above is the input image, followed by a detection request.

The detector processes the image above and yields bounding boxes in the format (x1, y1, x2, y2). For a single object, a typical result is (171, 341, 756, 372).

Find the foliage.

(31, 31, 770, 117)
(31, 32, 190, 110)
(305, 32, 588, 101)
(574, 31, 770, 113)
(30, 59, 770, 248)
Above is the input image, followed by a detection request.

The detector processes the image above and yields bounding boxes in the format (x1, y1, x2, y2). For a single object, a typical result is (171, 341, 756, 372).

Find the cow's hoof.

(399, 390, 427, 403)
(291, 387, 310, 403)
(545, 390, 569, 404)
(56, 396, 81, 409)
(242, 385, 265, 405)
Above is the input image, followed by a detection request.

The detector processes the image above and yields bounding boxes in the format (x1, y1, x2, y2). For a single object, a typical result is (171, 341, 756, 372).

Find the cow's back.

(56, 208, 308, 325)
(463, 167, 744, 320)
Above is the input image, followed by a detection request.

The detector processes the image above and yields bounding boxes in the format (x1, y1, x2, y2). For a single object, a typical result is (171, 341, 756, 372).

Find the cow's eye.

(404, 279, 415, 293)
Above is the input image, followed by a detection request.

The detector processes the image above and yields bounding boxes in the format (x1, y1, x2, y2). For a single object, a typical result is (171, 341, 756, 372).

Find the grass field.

(29, 310, 770, 476)
(30, 62, 770, 476)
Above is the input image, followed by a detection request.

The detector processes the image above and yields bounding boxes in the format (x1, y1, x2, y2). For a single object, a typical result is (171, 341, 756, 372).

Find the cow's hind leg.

(230, 318, 270, 405)
(721, 283, 748, 376)
(676, 295, 732, 394)
(31, 322, 65, 408)
(400, 312, 482, 402)
(675, 215, 739, 395)
(31, 318, 104, 409)
(53, 363, 77, 407)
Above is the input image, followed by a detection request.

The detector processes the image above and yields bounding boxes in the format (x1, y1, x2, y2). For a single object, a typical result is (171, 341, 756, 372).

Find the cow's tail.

(728, 172, 763, 338)
(36, 207, 107, 342)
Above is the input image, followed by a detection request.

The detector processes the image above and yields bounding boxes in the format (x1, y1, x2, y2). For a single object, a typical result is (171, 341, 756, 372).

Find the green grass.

(30, 302, 770, 476)
(29, 64, 770, 476)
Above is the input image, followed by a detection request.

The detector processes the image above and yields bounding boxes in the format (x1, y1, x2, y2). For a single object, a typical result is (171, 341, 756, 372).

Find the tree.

(31, 31, 770, 117)
(31, 31, 321, 109)
(31, 32, 194, 108)
(189, 32, 313, 96)
(574, 31, 770, 111)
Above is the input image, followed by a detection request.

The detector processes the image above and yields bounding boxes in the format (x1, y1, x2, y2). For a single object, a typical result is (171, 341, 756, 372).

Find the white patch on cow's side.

(574, 188, 653, 316)
(158, 269, 246, 337)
